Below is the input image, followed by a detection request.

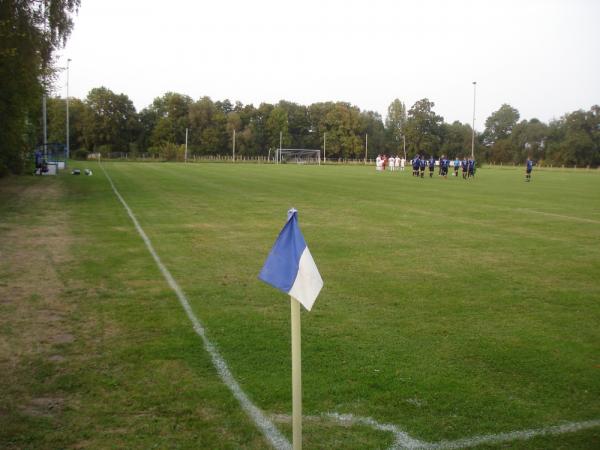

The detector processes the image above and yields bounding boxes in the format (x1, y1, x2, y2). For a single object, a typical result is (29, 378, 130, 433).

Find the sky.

(54, 0, 600, 130)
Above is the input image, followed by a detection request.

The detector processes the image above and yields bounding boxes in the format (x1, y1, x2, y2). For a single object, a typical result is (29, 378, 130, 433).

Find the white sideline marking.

(100, 164, 291, 450)
(275, 413, 600, 449)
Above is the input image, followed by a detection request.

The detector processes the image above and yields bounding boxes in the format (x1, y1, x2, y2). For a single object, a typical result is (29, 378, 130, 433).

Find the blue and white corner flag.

(259, 209, 323, 311)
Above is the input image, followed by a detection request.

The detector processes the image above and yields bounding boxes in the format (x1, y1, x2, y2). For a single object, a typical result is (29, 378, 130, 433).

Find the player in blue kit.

(440, 155, 448, 178)
(467, 159, 475, 178)
(525, 157, 534, 182)
(412, 155, 420, 177)
(453, 158, 460, 177)
(419, 157, 426, 178)
(461, 158, 468, 179)
(428, 156, 435, 177)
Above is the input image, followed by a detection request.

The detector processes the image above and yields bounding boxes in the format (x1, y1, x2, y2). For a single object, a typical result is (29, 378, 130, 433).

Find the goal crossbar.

(278, 149, 321, 165)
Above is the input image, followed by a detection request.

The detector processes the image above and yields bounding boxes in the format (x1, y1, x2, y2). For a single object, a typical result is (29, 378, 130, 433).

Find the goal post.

(279, 149, 321, 165)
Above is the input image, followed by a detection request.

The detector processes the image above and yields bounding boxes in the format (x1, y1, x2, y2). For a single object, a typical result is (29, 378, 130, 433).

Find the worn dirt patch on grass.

(21, 396, 65, 417)
(0, 180, 75, 417)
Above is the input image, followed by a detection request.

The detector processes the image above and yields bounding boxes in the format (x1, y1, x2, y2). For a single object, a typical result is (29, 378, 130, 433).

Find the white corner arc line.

(426, 419, 600, 449)
(274, 413, 600, 449)
(100, 163, 291, 450)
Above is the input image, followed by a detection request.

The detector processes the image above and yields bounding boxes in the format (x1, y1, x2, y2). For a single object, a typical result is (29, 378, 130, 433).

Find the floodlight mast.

(185, 128, 188, 162)
(66, 58, 71, 160)
(41, 2, 47, 154)
(279, 131, 282, 164)
(43, 95, 47, 152)
(471, 81, 477, 160)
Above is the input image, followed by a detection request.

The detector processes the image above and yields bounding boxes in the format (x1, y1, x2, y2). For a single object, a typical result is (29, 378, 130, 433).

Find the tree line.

(44, 88, 600, 168)
(1, 1, 598, 176)
(0, 0, 80, 176)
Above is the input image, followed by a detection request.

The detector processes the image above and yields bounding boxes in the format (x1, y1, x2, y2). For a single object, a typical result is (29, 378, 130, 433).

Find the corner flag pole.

(258, 208, 324, 450)
(291, 296, 302, 450)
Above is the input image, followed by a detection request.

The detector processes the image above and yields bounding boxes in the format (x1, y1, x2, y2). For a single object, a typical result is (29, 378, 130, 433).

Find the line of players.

(412, 155, 476, 179)
(375, 155, 405, 171)
(375, 154, 476, 178)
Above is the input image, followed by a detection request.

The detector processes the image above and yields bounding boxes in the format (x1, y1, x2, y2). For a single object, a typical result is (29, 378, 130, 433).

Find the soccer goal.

(278, 149, 321, 165)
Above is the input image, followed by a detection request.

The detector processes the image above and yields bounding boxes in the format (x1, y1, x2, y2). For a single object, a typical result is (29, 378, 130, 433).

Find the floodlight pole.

(41, 2, 47, 157)
(42, 94, 47, 152)
(279, 131, 282, 164)
(403, 135, 406, 160)
(232, 129, 236, 162)
(185, 128, 188, 162)
(66, 58, 71, 160)
(323, 132, 326, 162)
(471, 81, 477, 160)
(365, 133, 368, 164)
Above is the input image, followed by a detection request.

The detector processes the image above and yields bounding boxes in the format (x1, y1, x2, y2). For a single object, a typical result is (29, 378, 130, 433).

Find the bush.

(73, 149, 89, 160)
(159, 142, 185, 161)
(96, 144, 113, 157)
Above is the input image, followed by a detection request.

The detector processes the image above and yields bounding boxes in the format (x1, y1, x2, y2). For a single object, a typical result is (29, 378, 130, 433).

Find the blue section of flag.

(259, 210, 307, 294)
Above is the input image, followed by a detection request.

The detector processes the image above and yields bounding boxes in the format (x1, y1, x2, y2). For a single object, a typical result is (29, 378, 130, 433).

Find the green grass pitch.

(1, 162, 599, 449)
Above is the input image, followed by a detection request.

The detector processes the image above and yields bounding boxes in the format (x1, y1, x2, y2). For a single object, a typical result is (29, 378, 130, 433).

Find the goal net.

(278, 149, 321, 165)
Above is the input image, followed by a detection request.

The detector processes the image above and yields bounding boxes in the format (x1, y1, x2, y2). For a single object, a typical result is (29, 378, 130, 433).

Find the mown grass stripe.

(100, 162, 291, 450)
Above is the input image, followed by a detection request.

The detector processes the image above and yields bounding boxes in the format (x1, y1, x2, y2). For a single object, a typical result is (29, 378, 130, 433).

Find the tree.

(510, 118, 548, 163)
(188, 96, 228, 154)
(276, 101, 312, 148)
(247, 102, 274, 155)
(321, 103, 363, 159)
(362, 110, 386, 158)
(266, 106, 290, 149)
(405, 98, 444, 156)
(0, 0, 80, 175)
(441, 121, 473, 159)
(481, 104, 521, 163)
(308, 102, 334, 154)
(487, 139, 515, 163)
(82, 87, 140, 153)
(147, 92, 192, 148)
(483, 104, 520, 145)
(215, 99, 233, 115)
(385, 99, 407, 154)
(546, 106, 600, 167)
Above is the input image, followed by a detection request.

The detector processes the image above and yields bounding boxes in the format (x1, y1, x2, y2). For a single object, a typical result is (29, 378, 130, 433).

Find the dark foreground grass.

(1, 163, 599, 449)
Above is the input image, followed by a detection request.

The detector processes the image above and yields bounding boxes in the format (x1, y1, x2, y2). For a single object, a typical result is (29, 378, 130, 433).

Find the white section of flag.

(288, 247, 323, 311)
